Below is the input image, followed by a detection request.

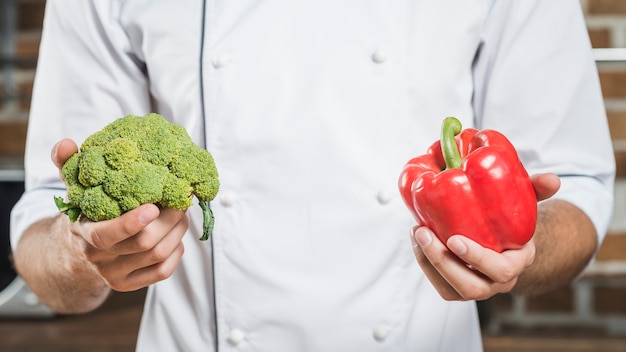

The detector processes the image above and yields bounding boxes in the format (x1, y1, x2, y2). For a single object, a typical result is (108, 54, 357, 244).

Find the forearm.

(13, 214, 111, 314)
(513, 199, 598, 294)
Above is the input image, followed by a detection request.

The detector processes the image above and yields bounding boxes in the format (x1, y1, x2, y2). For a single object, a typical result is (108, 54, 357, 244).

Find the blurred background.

(1, 0, 626, 351)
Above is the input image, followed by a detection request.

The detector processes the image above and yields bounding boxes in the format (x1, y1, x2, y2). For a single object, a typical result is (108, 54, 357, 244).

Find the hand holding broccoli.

(54, 113, 220, 241)
(50, 138, 188, 293)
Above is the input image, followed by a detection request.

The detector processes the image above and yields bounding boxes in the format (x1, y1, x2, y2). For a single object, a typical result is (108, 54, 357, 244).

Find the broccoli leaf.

(54, 196, 81, 222)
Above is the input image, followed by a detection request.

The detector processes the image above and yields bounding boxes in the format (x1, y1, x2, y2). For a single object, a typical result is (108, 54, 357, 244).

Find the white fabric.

(11, 0, 614, 351)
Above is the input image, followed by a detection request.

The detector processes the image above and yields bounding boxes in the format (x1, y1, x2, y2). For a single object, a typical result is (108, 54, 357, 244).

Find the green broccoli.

(54, 113, 220, 241)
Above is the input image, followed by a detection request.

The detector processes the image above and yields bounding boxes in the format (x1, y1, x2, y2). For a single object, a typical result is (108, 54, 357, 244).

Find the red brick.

(526, 286, 574, 313)
(17, 1, 46, 31)
(613, 151, 626, 178)
(607, 110, 626, 140)
(594, 285, 626, 314)
(17, 79, 34, 112)
(597, 234, 626, 261)
(587, 0, 626, 15)
(15, 33, 41, 58)
(599, 70, 626, 98)
(588, 28, 611, 48)
(0, 121, 28, 156)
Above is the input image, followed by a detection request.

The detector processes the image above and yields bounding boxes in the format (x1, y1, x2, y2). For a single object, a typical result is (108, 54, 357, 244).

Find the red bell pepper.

(398, 117, 537, 253)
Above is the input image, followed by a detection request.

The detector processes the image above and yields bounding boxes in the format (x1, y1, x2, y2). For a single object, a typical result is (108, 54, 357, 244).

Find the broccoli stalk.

(198, 200, 214, 241)
(54, 113, 220, 241)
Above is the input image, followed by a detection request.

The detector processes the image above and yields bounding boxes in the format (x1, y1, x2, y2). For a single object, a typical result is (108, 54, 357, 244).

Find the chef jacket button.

(376, 191, 392, 205)
(227, 328, 246, 346)
(373, 325, 390, 342)
(212, 55, 229, 68)
(371, 50, 388, 64)
(220, 191, 236, 207)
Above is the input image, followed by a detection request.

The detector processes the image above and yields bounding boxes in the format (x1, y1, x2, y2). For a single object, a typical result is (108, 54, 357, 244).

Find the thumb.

(531, 173, 561, 202)
(75, 204, 160, 249)
(52, 138, 79, 171)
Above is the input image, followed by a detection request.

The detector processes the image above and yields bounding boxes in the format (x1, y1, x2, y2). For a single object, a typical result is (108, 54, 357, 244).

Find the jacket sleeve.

(10, 0, 152, 250)
(472, 0, 615, 246)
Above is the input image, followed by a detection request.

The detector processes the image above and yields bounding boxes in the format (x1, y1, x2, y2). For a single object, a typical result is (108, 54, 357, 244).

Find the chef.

(11, 1, 614, 351)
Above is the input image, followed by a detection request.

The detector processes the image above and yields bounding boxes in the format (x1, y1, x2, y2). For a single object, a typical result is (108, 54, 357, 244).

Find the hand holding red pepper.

(410, 173, 560, 301)
(398, 117, 537, 253)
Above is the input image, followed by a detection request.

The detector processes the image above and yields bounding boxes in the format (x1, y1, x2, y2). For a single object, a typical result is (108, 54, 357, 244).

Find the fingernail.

(51, 142, 59, 160)
(448, 237, 467, 256)
(415, 229, 432, 247)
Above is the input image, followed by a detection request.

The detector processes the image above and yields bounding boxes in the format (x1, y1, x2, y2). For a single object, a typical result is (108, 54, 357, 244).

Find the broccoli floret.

(81, 186, 122, 221)
(54, 113, 220, 241)
(78, 147, 108, 187)
(103, 138, 141, 170)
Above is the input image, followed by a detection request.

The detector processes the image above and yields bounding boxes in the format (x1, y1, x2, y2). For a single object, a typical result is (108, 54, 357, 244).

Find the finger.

(416, 228, 512, 301)
(442, 235, 535, 299)
(52, 138, 79, 170)
(80, 208, 187, 290)
(110, 208, 188, 255)
(412, 227, 464, 300)
(531, 173, 560, 201)
(447, 235, 536, 284)
(75, 204, 160, 249)
(107, 216, 187, 278)
(110, 243, 185, 292)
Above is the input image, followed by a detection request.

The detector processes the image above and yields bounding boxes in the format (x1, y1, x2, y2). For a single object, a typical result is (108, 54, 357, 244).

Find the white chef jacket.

(11, 0, 615, 351)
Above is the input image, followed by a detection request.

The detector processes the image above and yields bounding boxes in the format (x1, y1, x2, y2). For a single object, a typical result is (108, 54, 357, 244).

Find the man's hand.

(15, 139, 190, 314)
(71, 205, 188, 292)
(52, 138, 188, 292)
(411, 173, 561, 301)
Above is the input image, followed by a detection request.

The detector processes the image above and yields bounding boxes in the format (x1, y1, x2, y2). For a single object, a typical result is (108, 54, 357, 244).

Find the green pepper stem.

(441, 117, 463, 169)
(198, 200, 214, 241)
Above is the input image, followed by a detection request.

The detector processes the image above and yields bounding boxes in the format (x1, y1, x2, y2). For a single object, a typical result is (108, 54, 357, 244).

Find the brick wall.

(0, 0, 43, 157)
(2, 0, 626, 337)
(589, 0, 626, 262)
(482, 0, 626, 337)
